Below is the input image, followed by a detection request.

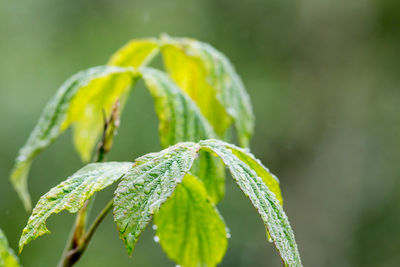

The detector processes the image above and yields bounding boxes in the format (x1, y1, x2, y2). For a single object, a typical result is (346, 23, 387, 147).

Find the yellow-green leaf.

(113, 142, 200, 255)
(160, 37, 231, 137)
(0, 229, 20, 267)
(161, 35, 254, 147)
(199, 139, 301, 266)
(141, 68, 225, 203)
(19, 162, 132, 252)
(154, 174, 228, 267)
(225, 143, 283, 205)
(108, 38, 159, 68)
(62, 69, 134, 162)
(141, 67, 216, 147)
(190, 151, 225, 203)
(10, 66, 135, 210)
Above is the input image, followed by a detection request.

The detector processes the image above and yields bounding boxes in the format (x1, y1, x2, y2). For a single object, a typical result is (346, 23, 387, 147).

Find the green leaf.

(160, 37, 231, 138)
(154, 174, 228, 267)
(225, 143, 283, 205)
(19, 162, 132, 252)
(0, 229, 20, 267)
(141, 67, 217, 147)
(11, 65, 135, 210)
(190, 151, 225, 203)
(64, 69, 134, 162)
(199, 139, 301, 266)
(108, 38, 159, 68)
(161, 35, 254, 147)
(141, 68, 225, 202)
(113, 142, 200, 255)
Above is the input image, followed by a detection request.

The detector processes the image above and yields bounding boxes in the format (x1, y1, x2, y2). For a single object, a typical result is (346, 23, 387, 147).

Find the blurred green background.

(1, 0, 400, 266)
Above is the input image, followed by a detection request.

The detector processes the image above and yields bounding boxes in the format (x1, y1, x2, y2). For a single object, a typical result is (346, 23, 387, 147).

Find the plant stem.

(58, 153, 106, 267)
(81, 199, 114, 249)
(58, 103, 120, 267)
(58, 200, 114, 267)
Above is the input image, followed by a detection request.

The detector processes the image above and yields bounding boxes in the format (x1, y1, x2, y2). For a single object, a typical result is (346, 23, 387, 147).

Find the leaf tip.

(10, 160, 32, 211)
(18, 244, 24, 254)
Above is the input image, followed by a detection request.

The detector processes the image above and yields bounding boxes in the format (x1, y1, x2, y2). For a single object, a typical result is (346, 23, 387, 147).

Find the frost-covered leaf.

(113, 142, 200, 255)
(108, 38, 159, 68)
(141, 68, 225, 202)
(10, 66, 135, 210)
(161, 35, 254, 147)
(199, 139, 301, 266)
(0, 229, 20, 267)
(19, 162, 132, 252)
(154, 174, 228, 267)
